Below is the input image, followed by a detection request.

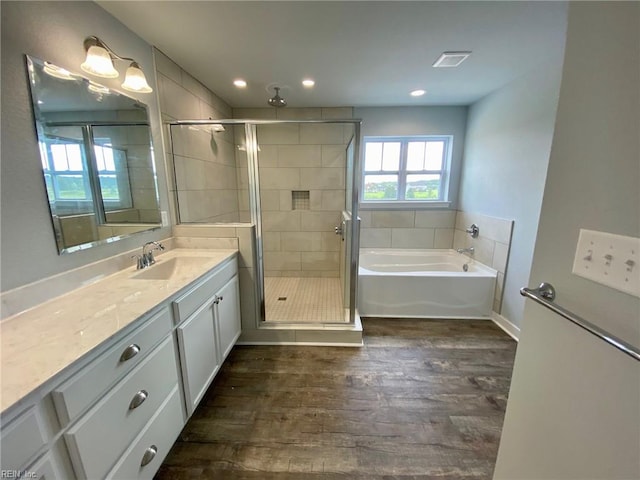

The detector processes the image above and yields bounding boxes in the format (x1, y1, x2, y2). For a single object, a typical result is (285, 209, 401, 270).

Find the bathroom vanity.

(0, 249, 241, 479)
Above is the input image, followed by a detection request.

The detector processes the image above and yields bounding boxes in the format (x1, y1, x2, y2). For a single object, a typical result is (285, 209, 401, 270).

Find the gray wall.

(1, 1, 171, 291)
(495, 2, 640, 477)
(457, 55, 565, 328)
(526, 1, 639, 344)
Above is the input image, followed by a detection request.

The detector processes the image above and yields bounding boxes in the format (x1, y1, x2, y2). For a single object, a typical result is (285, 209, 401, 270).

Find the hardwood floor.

(155, 318, 517, 480)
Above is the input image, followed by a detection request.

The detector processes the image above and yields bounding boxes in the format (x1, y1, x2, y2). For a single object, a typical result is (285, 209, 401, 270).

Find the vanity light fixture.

(410, 89, 426, 97)
(80, 36, 153, 93)
(302, 78, 315, 88)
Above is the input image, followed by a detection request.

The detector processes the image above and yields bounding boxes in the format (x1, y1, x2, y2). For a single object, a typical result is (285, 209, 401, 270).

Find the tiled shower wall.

(170, 125, 243, 223)
(154, 49, 247, 224)
(453, 211, 513, 313)
(234, 108, 354, 278)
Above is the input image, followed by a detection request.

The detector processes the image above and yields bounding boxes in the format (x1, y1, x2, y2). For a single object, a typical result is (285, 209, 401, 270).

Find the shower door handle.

(335, 223, 345, 240)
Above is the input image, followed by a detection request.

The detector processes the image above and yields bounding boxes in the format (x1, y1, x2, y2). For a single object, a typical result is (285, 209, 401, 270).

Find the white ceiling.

(98, 1, 568, 109)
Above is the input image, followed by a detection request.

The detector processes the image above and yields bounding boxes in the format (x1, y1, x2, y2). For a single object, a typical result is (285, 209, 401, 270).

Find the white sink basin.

(131, 257, 208, 280)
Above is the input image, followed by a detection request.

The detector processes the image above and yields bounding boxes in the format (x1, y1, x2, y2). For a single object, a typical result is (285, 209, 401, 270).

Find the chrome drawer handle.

(140, 445, 158, 467)
(119, 344, 141, 362)
(129, 390, 148, 410)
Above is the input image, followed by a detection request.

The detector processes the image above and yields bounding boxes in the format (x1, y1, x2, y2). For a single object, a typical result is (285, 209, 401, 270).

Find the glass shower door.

(255, 120, 352, 324)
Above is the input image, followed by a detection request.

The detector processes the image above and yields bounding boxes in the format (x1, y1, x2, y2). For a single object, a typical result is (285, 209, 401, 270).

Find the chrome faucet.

(142, 241, 165, 267)
(456, 247, 475, 255)
(133, 241, 165, 269)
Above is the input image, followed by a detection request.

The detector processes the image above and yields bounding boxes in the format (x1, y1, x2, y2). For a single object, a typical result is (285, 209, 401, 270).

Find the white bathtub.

(358, 249, 497, 319)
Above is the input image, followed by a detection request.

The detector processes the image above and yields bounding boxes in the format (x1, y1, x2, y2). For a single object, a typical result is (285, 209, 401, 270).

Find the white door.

(493, 3, 640, 479)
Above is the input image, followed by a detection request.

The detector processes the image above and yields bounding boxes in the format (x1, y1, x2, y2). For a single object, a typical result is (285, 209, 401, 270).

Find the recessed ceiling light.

(433, 51, 472, 68)
(233, 79, 247, 88)
(302, 78, 315, 88)
(410, 89, 426, 97)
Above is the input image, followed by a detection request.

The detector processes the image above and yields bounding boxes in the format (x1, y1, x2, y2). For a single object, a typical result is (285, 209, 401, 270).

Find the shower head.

(267, 87, 287, 108)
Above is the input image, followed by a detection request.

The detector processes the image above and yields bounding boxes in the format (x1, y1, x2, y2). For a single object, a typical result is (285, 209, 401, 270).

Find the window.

(41, 136, 132, 211)
(362, 136, 452, 204)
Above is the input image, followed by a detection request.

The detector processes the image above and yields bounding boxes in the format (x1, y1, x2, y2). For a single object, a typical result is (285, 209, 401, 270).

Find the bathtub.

(358, 249, 497, 319)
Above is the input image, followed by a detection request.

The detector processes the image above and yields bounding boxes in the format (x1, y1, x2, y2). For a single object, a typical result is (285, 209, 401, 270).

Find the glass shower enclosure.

(167, 119, 361, 326)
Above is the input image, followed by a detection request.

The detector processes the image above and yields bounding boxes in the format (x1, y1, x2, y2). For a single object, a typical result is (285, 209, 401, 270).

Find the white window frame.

(41, 136, 133, 212)
(360, 135, 453, 209)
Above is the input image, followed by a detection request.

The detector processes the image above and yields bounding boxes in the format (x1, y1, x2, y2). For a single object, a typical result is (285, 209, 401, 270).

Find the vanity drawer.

(52, 306, 173, 426)
(64, 336, 178, 480)
(0, 406, 47, 472)
(173, 257, 237, 324)
(106, 385, 183, 480)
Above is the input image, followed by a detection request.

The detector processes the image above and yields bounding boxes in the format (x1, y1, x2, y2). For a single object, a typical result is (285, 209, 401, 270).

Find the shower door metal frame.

(167, 118, 362, 326)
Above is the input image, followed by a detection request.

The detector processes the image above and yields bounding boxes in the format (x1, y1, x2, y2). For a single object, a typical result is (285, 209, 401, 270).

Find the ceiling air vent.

(432, 51, 472, 68)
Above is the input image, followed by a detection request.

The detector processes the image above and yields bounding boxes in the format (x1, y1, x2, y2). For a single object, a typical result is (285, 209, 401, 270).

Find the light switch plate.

(161, 210, 170, 227)
(572, 229, 640, 298)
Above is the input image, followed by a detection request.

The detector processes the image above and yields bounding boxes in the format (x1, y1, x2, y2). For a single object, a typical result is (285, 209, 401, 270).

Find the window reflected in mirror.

(26, 55, 162, 254)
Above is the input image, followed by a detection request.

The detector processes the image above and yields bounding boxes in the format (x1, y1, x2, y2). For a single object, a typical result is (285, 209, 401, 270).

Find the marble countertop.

(0, 248, 237, 412)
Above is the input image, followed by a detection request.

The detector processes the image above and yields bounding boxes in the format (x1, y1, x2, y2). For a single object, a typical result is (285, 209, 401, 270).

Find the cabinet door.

(215, 275, 241, 361)
(176, 300, 220, 415)
(26, 453, 61, 480)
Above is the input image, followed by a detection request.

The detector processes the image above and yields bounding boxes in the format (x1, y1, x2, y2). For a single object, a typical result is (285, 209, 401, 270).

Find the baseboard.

(491, 311, 520, 341)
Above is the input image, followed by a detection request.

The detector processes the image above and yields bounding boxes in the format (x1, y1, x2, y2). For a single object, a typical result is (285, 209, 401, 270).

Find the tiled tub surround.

(359, 209, 513, 314)
(453, 211, 514, 313)
(0, 248, 237, 412)
(359, 209, 457, 249)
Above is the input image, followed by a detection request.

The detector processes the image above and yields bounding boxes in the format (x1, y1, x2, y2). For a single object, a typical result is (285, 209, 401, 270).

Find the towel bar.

(521, 283, 640, 362)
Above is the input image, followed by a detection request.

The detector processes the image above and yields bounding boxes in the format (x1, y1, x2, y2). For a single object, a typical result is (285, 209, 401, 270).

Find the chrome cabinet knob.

(129, 390, 148, 410)
(140, 445, 158, 467)
(119, 344, 141, 362)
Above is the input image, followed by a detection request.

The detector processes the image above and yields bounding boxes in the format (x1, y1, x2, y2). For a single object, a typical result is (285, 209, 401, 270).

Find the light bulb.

(81, 45, 119, 78)
(122, 63, 153, 93)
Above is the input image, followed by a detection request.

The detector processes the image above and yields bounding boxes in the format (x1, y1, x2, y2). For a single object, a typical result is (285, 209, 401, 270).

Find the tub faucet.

(456, 247, 475, 255)
(141, 241, 165, 268)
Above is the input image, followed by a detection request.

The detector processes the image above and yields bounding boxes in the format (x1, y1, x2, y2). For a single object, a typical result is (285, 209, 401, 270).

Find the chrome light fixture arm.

(83, 36, 136, 64)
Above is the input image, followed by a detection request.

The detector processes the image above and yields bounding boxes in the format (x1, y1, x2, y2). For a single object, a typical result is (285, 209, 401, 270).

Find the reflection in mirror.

(26, 56, 161, 254)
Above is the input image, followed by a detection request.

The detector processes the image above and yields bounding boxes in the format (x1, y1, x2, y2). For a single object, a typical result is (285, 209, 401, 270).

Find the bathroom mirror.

(26, 55, 161, 254)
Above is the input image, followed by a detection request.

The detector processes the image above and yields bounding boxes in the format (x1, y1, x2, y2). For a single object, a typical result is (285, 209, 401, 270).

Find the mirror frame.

(25, 55, 162, 255)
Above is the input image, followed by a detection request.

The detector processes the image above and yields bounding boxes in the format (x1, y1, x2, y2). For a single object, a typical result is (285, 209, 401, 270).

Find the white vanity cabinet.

(0, 406, 48, 473)
(0, 251, 241, 479)
(174, 258, 241, 416)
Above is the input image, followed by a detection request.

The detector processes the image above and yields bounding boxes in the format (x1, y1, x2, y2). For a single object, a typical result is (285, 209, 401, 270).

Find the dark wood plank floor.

(155, 319, 517, 480)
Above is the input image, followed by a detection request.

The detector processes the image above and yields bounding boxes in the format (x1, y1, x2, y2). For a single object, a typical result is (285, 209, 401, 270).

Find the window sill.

(359, 201, 452, 211)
